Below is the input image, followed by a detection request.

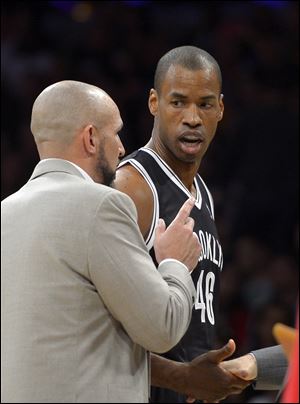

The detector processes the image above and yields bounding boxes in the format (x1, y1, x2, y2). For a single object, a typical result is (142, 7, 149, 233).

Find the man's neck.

(145, 138, 201, 193)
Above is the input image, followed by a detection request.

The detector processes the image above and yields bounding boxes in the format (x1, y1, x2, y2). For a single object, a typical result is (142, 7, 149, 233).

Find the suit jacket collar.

(29, 159, 89, 182)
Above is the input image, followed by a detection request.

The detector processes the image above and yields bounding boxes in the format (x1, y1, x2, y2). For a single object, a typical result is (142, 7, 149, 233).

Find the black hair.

(154, 46, 222, 94)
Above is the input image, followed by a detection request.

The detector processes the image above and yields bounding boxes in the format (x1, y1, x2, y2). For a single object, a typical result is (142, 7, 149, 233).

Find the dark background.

(1, 1, 299, 402)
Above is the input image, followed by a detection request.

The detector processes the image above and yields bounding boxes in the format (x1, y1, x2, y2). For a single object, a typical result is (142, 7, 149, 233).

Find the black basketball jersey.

(118, 147, 223, 403)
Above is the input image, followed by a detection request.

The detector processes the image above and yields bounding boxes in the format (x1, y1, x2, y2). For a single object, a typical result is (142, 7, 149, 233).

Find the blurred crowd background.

(1, 1, 299, 402)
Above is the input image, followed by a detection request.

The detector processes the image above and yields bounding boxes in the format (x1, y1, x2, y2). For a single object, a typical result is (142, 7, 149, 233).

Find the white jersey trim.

(118, 158, 159, 250)
(197, 174, 215, 220)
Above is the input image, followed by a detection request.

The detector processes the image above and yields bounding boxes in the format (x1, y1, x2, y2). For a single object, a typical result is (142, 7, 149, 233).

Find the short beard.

(96, 147, 116, 187)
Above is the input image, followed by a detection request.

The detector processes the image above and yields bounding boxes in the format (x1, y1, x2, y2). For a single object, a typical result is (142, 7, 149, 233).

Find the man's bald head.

(31, 80, 118, 146)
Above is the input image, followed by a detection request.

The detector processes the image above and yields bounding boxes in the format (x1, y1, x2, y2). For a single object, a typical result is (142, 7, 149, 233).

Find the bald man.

(1, 80, 202, 403)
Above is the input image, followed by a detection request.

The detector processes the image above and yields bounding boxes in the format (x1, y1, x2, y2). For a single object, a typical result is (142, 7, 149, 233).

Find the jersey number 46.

(195, 270, 215, 325)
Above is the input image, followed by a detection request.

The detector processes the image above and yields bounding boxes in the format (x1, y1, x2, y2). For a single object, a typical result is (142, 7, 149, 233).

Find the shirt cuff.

(159, 258, 190, 274)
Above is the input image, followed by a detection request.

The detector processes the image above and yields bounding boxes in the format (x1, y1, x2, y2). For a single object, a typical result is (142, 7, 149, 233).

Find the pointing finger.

(172, 197, 195, 225)
(184, 216, 195, 230)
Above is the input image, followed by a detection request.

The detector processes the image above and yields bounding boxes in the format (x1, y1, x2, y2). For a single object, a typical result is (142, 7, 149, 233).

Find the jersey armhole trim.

(118, 159, 159, 250)
(197, 174, 215, 220)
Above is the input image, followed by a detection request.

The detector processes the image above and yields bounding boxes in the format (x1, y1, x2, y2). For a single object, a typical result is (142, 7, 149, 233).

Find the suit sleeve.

(87, 190, 196, 353)
(252, 345, 288, 390)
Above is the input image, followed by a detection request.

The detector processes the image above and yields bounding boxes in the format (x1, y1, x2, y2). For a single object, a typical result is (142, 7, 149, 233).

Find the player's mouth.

(178, 132, 204, 154)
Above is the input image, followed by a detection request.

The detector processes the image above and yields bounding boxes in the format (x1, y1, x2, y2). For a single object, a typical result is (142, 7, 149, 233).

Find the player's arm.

(115, 164, 154, 239)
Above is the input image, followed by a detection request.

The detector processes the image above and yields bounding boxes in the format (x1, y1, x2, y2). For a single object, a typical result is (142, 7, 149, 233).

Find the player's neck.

(145, 138, 200, 193)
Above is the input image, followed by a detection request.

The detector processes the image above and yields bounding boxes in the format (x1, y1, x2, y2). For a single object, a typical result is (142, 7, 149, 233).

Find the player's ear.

(217, 93, 224, 122)
(148, 89, 158, 116)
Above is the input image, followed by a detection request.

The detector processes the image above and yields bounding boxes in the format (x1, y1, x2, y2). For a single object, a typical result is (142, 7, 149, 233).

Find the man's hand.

(184, 340, 251, 403)
(154, 197, 201, 272)
(219, 353, 258, 381)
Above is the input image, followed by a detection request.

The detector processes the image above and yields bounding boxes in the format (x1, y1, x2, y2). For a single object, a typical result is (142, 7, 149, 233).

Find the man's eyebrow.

(200, 95, 217, 101)
(169, 92, 217, 101)
(169, 92, 188, 99)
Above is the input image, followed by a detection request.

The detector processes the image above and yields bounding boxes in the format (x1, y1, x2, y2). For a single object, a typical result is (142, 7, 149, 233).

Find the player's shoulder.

(115, 162, 152, 200)
(115, 154, 154, 237)
(116, 162, 146, 184)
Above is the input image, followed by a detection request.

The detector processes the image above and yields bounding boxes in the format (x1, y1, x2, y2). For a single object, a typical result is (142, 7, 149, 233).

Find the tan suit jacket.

(1, 159, 195, 403)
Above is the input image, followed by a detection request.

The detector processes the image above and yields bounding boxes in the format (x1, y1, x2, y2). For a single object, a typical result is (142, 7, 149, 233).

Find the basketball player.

(115, 46, 249, 402)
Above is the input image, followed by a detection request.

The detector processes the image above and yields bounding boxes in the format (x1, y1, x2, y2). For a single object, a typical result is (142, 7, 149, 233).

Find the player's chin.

(178, 151, 202, 163)
(177, 144, 205, 162)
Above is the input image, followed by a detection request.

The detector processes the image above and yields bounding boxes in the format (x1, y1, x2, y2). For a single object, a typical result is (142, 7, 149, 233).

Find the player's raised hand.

(154, 197, 201, 271)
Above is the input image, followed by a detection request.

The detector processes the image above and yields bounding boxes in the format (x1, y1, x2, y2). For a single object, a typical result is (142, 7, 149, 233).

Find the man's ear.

(82, 125, 97, 156)
(148, 89, 158, 116)
(217, 93, 224, 122)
